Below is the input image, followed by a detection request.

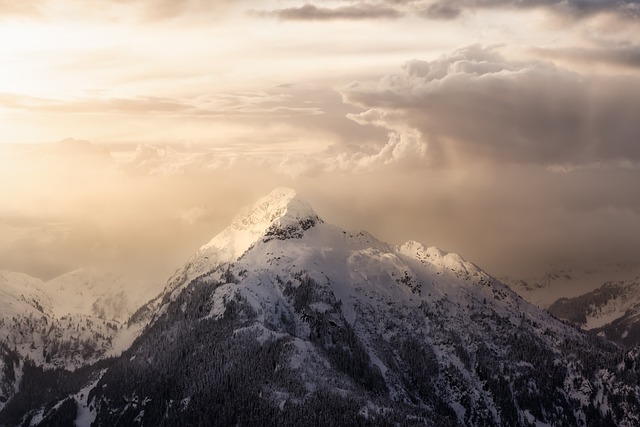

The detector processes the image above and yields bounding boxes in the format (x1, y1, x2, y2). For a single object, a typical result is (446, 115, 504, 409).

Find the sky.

(1, 0, 640, 284)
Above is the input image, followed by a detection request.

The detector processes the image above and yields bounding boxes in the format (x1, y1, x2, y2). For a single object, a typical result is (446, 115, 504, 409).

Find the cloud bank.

(259, 0, 640, 21)
(342, 45, 640, 167)
(259, 3, 403, 20)
(418, 0, 640, 20)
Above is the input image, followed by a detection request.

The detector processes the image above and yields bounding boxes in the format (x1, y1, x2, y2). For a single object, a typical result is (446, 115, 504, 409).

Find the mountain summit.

(202, 187, 321, 257)
(175, 188, 322, 285)
(229, 187, 320, 234)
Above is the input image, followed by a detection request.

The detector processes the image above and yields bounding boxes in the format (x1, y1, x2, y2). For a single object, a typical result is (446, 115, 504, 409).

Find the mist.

(2, 137, 639, 285)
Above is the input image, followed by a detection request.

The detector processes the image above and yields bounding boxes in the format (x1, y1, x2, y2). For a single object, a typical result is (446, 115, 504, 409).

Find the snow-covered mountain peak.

(206, 187, 320, 250)
(397, 240, 483, 278)
(229, 187, 318, 232)
(176, 188, 322, 283)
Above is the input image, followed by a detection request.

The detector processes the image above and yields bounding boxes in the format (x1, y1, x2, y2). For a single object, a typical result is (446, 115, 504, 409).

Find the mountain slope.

(0, 271, 51, 412)
(548, 280, 640, 346)
(4, 188, 640, 426)
(0, 271, 50, 319)
(0, 268, 146, 411)
(46, 267, 159, 322)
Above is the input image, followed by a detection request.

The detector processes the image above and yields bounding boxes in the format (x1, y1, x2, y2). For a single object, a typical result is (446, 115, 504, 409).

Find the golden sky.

(1, 0, 640, 280)
(1, 0, 619, 145)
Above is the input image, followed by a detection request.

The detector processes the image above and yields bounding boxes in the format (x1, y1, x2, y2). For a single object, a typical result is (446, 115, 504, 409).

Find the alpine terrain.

(2, 188, 640, 426)
(549, 279, 640, 347)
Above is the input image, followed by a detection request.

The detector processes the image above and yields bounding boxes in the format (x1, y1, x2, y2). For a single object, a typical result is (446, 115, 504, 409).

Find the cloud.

(256, 2, 404, 21)
(419, 0, 640, 20)
(0, 93, 190, 114)
(418, 3, 461, 20)
(0, 90, 326, 118)
(132, 0, 239, 21)
(122, 143, 226, 176)
(341, 45, 640, 167)
(256, 0, 640, 22)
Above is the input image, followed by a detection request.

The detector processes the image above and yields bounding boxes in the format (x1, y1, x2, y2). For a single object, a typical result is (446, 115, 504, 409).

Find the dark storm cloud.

(342, 45, 640, 166)
(258, 0, 640, 21)
(259, 3, 403, 21)
(418, 3, 461, 20)
(419, 0, 640, 20)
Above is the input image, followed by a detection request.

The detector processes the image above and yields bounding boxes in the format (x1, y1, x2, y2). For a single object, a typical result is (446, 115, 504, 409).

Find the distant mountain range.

(501, 261, 640, 348)
(503, 262, 640, 309)
(1, 188, 640, 426)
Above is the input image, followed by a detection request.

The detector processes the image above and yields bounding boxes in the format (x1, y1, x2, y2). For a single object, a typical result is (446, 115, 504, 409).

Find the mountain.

(0, 270, 117, 413)
(548, 280, 640, 346)
(504, 263, 640, 308)
(0, 271, 50, 319)
(0, 266, 160, 412)
(46, 267, 160, 322)
(3, 188, 640, 426)
(0, 271, 51, 411)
